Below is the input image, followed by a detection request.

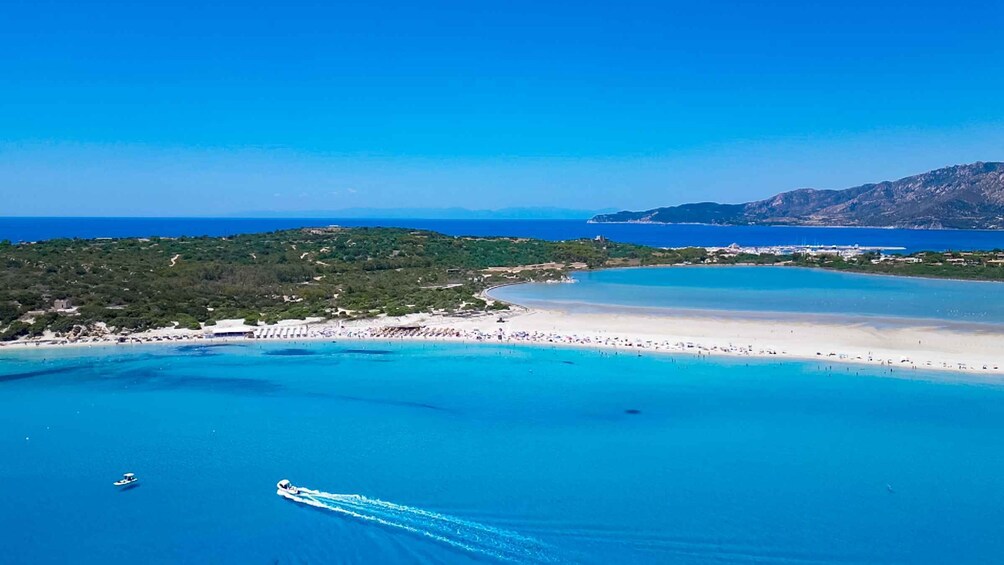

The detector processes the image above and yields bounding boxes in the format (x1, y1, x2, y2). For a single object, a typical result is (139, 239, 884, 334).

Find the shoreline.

(484, 296, 1004, 333)
(2, 307, 1002, 377)
(528, 261, 1004, 286)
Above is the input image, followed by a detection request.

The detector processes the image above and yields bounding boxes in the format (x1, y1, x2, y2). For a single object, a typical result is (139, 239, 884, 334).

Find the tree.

(0, 321, 30, 341)
(0, 302, 19, 325)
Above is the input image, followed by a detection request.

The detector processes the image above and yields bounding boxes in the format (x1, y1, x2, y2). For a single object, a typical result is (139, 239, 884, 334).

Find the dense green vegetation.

(2, 226, 1001, 341)
(787, 250, 1004, 281)
(697, 248, 1004, 280)
(0, 227, 692, 339)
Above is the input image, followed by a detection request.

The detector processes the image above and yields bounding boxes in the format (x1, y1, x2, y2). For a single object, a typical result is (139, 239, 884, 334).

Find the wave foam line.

(300, 489, 543, 545)
(290, 490, 552, 562)
(284, 487, 557, 563)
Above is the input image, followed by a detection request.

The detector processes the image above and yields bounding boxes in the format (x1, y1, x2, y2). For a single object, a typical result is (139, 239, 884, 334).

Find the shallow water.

(490, 265, 1004, 326)
(3, 341, 1004, 563)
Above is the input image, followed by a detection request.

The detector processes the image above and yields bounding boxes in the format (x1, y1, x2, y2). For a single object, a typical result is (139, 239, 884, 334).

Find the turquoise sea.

(3, 341, 1004, 564)
(489, 266, 1004, 327)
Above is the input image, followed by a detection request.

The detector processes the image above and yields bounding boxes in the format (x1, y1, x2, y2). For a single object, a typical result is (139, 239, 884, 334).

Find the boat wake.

(281, 486, 558, 563)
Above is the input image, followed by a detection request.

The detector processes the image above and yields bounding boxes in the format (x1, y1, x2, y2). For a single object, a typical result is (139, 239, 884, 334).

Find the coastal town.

(700, 243, 901, 259)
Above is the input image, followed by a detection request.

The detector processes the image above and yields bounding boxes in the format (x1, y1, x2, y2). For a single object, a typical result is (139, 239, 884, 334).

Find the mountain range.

(591, 162, 1004, 229)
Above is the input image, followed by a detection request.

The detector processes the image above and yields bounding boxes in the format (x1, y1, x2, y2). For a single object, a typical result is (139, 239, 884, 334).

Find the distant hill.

(592, 162, 1004, 229)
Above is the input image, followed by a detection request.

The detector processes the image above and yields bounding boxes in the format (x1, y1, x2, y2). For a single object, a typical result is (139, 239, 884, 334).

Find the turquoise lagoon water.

(489, 266, 1004, 326)
(3, 341, 1004, 563)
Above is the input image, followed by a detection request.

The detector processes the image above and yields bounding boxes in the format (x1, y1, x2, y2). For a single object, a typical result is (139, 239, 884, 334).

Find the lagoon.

(3, 341, 1004, 563)
(489, 265, 1004, 326)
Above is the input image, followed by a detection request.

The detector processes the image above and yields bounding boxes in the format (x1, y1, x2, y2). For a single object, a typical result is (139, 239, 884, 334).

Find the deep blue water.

(3, 341, 1004, 564)
(3, 217, 1004, 253)
(490, 266, 1004, 326)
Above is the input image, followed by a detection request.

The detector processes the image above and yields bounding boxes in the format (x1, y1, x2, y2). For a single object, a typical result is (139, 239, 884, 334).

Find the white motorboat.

(277, 479, 299, 497)
(114, 473, 138, 487)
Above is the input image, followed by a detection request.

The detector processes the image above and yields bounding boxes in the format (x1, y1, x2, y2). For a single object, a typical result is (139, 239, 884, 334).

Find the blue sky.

(3, 0, 1003, 216)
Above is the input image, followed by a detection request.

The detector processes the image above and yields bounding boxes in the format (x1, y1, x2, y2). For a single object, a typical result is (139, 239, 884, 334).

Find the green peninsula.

(0, 227, 691, 339)
(1, 227, 1001, 341)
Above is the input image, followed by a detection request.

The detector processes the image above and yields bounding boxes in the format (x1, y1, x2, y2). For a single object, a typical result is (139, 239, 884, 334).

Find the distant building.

(205, 326, 255, 338)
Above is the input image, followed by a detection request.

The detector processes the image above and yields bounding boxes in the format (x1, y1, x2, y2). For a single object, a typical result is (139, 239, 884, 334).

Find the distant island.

(592, 162, 1004, 229)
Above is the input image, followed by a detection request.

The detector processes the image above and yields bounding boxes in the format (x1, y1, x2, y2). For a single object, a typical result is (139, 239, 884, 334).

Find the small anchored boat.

(277, 479, 299, 497)
(114, 473, 139, 487)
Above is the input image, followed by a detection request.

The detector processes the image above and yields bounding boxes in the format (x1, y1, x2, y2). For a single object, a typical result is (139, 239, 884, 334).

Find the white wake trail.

(281, 487, 558, 563)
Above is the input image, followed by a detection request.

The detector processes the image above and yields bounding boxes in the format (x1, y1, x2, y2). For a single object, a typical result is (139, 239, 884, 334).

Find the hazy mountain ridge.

(592, 162, 1004, 229)
(241, 207, 618, 220)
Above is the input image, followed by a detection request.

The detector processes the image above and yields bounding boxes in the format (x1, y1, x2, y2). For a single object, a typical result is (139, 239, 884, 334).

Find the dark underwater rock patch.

(264, 348, 317, 356)
(176, 343, 242, 354)
(335, 394, 449, 412)
(116, 368, 282, 394)
(0, 365, 81, 383)
(339, 349, 394, 355)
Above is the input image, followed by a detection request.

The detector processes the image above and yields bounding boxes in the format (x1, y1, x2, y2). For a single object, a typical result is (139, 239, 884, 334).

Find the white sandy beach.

(2, 305, 1003, 376)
